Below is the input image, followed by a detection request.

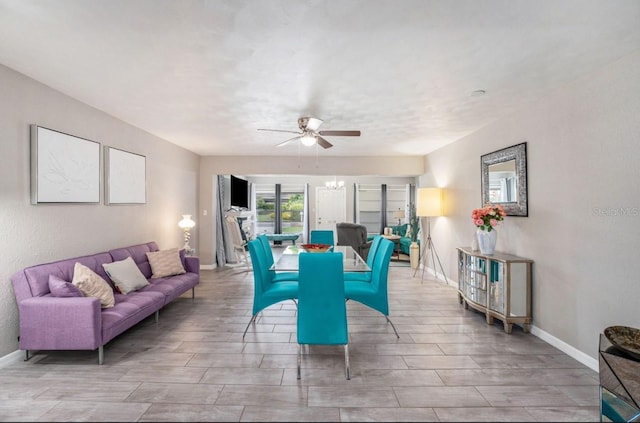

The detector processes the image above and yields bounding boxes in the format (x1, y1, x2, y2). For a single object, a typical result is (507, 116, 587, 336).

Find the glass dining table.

(270, 245, 371, 272)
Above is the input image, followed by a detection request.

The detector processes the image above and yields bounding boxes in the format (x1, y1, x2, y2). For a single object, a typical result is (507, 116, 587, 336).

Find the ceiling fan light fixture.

(300, 133, 316, 146)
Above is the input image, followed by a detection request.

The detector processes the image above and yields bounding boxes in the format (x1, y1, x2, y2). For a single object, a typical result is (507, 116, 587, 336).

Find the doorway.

(315, 187, 346, 236)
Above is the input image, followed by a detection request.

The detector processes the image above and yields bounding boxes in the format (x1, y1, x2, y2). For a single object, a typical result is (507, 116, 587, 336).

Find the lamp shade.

(416, 187, 443, 217)
(178, 214, 195, 229)
(393, 209, 405, 219)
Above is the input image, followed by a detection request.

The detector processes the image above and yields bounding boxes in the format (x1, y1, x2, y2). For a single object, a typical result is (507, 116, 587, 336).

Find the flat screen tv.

(230, 175, 249, 209)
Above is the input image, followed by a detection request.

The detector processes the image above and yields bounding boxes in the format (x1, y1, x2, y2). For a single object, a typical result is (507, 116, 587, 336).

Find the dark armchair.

(336, 222, 372, 261)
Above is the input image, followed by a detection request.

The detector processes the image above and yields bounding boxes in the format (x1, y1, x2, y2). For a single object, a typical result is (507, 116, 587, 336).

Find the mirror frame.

(481, 142, 528, 216)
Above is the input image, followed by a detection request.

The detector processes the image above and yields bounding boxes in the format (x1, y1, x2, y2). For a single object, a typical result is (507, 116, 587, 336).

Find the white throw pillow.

(103, 256, 149, 294)
(72, 262, 115, 308)
(146, 248, 186, 279)
(405, 225, 412, 238)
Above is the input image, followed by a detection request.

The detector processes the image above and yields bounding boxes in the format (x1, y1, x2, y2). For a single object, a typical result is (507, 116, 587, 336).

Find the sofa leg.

(191, 287, 195, 301)
(155, 310, 159, 323)
(24, 350, 30, 361)
(98, 346, 104, 365)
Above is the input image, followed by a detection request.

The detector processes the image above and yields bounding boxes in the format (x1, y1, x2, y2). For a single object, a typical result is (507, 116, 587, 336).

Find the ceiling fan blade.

(318, 130, 361, 137)
(316, 136, 333, 149)
(276, 136, 301, 147)
(258, 128, 302, 135)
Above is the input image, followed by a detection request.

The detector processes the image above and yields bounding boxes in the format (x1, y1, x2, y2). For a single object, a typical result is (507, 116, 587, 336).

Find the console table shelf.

(456, 247, 533, 334)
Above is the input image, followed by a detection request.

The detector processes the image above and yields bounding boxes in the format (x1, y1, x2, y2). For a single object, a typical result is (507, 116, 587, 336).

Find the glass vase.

(476, 228, 497, 255)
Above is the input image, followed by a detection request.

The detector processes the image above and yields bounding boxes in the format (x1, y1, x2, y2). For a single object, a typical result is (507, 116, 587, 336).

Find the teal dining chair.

(242, 239, 298, 340)
(309, 230, 335, 246)
(344, 234, 383, 282)
(256, 234, 298, 282)
(344, 238, 399, 338)
(297, 252, 350, 380)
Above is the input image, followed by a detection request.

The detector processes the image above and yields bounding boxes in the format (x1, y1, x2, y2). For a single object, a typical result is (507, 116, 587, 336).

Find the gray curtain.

(380, 184, 388, 233)
(215, 175, 228, 266)
(302, 183, 309, 243)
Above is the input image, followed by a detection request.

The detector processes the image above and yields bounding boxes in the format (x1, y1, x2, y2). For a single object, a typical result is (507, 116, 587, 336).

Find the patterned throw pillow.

(48, 274, 84, 297)
(146, 248, 186, 279)
(102, 256, 149, 294)
(71, 262, 115, 308)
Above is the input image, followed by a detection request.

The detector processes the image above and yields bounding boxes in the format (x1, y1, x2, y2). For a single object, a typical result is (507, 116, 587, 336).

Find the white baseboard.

(530, 326, 599, 371)
(441, 268, 599, 373)
(200, 264, 216, 270)
(0, 350, 24, 369)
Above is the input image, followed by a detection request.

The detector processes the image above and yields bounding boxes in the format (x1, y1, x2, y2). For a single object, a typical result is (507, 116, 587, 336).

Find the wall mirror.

(481, 142, 528, 216)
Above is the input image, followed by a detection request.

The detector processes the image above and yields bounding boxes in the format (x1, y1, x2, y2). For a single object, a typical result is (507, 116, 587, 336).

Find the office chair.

(309, 230, 335, 246)
(297, 252, 350, 380)
(256, 234, 298, 282)
(242, 239, 298, 340)
(344, 238, 399, 338)
(343, 234, 383, 282)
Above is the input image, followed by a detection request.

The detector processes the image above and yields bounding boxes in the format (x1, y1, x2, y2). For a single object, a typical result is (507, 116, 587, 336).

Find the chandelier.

(325, 179, 345, 189)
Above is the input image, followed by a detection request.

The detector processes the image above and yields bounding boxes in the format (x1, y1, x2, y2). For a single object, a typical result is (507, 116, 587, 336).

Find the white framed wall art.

(104, 146, 146, 205)
(30, 125, 101, 204)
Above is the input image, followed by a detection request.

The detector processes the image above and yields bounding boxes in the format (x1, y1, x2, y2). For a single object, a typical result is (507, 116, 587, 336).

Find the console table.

(599, 333, 640, 422)
(456, 247, 532, 334)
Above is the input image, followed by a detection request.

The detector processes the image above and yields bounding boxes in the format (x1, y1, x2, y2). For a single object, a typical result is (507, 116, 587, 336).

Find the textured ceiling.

(0, 0, 638, 157)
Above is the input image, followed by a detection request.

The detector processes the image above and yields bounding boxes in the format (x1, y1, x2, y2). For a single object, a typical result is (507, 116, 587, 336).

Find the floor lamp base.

(412, 234, 448, 285)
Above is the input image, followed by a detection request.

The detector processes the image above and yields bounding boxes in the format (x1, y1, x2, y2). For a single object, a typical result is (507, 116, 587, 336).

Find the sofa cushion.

(21, 252, 114, 299)
(72, 262, 115, 308)
(146, 248, 186, 279)
(109, 242, 156, 279)
(48, 274, 84, 298)
(390, 224, 408, 236)
(102, 256, 149, 295)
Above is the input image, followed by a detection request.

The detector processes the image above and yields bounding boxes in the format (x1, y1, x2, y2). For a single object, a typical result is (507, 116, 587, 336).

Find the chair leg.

(385, 315, 400, 339)
(242, 314, 257, 340)
(297, 344, 302, 380)
(344, 344, 351, 380)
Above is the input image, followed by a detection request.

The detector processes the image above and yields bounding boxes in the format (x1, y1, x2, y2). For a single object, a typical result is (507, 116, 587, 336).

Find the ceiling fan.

(257, 117, 361, 149)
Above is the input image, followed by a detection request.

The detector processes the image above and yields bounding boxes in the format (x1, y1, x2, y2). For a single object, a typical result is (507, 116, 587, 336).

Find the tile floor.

(0, 259, 600, 422)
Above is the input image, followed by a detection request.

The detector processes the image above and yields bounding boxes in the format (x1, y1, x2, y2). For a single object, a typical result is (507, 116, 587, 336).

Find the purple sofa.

(11, 241, 199, 364)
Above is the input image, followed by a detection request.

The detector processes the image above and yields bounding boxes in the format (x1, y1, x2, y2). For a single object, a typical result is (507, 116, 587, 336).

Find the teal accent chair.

(256, 234, 298, 282)
(309, 230, 335, 246)
(343, 234, 383, 282)
(344, 238, 399, 338)
(297, 252, 350, 380)
(242, 239, 298, 340)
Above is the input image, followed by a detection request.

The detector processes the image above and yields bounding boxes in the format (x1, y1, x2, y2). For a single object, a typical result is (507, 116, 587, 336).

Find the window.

(356, 183, 413, 233)
(254, 183, 306, 236)
(280, 185, 305, 235)
(356, 184, 382, 233)
(386, 184, 407, 226)
(254, 184, 276, 235)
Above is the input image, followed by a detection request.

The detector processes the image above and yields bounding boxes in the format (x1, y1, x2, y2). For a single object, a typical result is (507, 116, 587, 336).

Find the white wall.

(421, 50, 640, 366)
(0, 65, 200, 357)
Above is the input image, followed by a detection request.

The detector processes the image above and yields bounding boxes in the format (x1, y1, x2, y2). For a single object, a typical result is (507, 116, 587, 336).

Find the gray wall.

(0, 65, 200, 358)
(197, 156, 424, 266)
(420, 50, 640, 368)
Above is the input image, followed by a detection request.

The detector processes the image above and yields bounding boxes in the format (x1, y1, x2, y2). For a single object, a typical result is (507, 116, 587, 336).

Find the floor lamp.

(412, 187, 449, 285)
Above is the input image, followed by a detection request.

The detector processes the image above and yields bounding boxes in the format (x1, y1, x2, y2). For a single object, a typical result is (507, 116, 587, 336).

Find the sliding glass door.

(254, 183, 305, 237)
(280, 184, 305, 235)
(254, 184, 276, 235)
